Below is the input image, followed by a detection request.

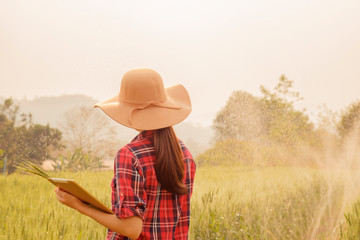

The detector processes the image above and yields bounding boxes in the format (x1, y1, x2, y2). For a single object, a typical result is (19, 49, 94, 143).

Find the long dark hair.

(154, 126, 188, 195)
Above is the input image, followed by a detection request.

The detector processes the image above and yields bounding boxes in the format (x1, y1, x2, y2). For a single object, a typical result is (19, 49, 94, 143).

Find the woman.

(55, 68, 196, 239)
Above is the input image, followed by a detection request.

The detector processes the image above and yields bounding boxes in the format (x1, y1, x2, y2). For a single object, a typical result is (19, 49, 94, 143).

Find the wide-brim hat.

(94, 68, 192, 130)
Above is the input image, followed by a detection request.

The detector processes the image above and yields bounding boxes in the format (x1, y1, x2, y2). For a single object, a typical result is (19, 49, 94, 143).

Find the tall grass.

(1, 167, 360, 239)
(340, 198, 360, 239)
(0, 171, 112, 240)
(189, 166, 359, 240)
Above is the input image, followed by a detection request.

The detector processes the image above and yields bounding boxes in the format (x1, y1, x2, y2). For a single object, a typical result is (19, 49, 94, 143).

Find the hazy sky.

(1, 0, 360, 126)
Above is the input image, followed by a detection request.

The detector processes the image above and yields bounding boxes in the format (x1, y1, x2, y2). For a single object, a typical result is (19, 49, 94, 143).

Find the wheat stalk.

(15, 160, 50, 179)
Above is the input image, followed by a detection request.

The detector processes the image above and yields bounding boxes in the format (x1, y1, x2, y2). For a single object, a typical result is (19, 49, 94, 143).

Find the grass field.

(1, 166, 360, 239)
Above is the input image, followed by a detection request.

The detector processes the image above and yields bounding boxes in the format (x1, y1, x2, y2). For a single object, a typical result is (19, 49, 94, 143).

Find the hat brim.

(94, 84, 191, 130)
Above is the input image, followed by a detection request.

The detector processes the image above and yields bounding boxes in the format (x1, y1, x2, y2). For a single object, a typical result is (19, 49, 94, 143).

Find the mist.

(2, 0, 360, 239)
(1, 0, 360, 126)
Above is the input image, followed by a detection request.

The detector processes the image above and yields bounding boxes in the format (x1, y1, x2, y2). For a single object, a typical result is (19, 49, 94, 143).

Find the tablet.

(48, 178, 113, 214)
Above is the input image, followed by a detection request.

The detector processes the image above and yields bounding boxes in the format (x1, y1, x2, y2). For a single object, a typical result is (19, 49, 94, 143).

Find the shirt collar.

(135, 130, 154, 141)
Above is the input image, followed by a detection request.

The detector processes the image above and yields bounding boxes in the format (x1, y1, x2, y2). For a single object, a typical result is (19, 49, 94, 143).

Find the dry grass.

(1, 166, 360, 239)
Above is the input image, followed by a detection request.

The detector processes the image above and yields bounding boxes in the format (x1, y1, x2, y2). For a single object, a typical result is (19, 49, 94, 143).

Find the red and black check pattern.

(107, 130, 196, 240)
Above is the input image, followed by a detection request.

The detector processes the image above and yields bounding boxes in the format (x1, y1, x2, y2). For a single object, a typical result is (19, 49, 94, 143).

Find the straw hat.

(94, 68, 191, 130)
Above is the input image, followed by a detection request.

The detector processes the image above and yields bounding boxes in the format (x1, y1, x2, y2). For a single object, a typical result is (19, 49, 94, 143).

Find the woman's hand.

(55, 187, 85, 211)
(55, 187, 142, 239)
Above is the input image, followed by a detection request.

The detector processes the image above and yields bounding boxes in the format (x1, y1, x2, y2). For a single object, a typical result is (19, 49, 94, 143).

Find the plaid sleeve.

(113, 146, 147, 220)
(188, 159, 196, 197)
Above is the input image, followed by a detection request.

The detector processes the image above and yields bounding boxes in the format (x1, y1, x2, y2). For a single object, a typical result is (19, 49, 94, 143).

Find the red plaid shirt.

(107, 130, 196, 240)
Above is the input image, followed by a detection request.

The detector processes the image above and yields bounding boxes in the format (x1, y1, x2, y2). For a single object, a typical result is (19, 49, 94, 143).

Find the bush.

(53, 148, 104, 171)
(196, 139, 288, 167)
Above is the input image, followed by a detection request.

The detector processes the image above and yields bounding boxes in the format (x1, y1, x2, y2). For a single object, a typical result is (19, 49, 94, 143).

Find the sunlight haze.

(1, 0, 360, 125)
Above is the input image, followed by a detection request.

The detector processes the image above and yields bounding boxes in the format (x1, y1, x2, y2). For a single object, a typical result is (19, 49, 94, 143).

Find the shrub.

(53, 148, 104, 171)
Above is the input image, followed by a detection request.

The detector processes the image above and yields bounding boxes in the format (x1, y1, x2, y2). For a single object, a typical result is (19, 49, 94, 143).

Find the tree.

(0, 98, 19, 126)
(213, 91, 263, 142)
(213, 75, 314, 145)
(59, 106, 120, 158)
(0, 98, 62, 174)
(316, 103, 339, 135)
(338, 100, 360, 139)
(259, 75, 313, 145)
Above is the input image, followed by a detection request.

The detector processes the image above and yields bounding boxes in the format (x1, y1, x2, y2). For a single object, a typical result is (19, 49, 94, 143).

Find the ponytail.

(154, 127, 188, 195)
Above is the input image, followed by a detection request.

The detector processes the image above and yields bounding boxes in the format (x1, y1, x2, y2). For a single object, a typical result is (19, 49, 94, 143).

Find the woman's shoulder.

(118, 131, 154, 154)
(115, 136, 155, 166)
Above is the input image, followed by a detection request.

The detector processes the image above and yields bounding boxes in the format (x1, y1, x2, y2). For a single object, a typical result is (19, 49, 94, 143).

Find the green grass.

(1, 167, 360, 239)
(189, 167, 353, 240)
(340, 198, 360, 240)
(0, 171, 112, 240)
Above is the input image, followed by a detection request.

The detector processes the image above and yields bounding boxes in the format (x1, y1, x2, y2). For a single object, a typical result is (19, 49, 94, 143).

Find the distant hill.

(5, 94, 213, 156)
(173, 122, 214, 156)
(16, 94, 97, 127)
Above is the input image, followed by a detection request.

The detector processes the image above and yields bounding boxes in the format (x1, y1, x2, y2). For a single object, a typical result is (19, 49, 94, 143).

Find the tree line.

(2, 76, 360, 171)
(198, 75, 360, 166)
(0, 99, 119, 174)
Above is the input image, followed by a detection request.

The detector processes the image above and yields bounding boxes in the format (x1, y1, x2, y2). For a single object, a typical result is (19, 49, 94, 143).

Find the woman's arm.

(55, 187, 142, 239)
